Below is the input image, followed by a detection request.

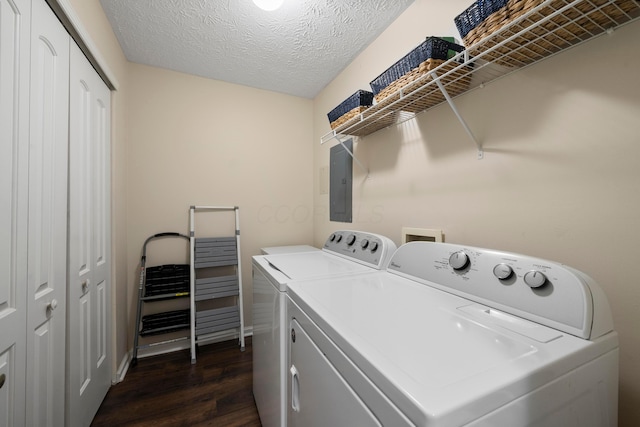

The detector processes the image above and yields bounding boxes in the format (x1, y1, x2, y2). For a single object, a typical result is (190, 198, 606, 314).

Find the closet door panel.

(26, 0, 69, 426)
(68, 41, 112, 427)
(69, 56, 93, 402)
(93, 87, 110, 376)
(0, 0, 30, 425)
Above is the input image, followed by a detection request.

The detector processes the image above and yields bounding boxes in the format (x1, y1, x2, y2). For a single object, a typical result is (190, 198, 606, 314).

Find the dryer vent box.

(402, 227, 443, 244)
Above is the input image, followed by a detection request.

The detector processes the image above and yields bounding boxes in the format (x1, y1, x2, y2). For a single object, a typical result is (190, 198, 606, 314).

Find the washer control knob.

(335, 234, 342, 243)
(369, 242, 379, 253)
(329, 233, 336, 242)
(346, 234, 356, 246)
(493, 263, 513, 280)
(449, 251, 470, 270)
(361, 239, 369, 250)
(524, 270, 547, 288)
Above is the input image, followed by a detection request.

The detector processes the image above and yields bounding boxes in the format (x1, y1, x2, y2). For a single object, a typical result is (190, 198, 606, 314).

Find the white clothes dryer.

(287, 241, 619, 427)
(252, 230, 397, 427)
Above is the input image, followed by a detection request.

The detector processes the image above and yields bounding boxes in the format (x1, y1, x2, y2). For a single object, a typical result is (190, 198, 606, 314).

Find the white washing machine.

(286, 241, 619, 427)
(252, 230, 397, 427)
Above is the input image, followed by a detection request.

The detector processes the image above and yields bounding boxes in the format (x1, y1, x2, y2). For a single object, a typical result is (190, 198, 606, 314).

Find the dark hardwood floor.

(91, 337, 261, 427)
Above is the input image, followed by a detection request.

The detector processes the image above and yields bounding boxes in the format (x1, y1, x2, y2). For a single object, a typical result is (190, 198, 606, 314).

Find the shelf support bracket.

(330, 133, 369, 176)
(431, 70, 483, 159)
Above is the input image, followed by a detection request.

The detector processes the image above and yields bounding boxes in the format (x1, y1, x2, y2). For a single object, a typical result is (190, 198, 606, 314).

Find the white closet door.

(67, 41, 112, 427)
(0, 0, 30, 425)
(25, 0, 70, 425)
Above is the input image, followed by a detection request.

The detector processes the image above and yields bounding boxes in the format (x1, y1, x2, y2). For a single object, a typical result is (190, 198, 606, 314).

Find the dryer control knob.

(335, 234, 343, 243)
(329, 233, 336, 242)
(361, 239, 369, 250)
(524, 270, 547, 288)
(346, 234, 356, 246)
(370, 242, 379, 253)
(449, 251, 470, 270)
(493, 263, 513, 280)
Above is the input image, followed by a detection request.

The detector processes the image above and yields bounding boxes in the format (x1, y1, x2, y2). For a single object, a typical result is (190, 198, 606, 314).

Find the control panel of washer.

(322, 230, 397, 269)
(446, 249, 549, 289)
(387, 242, 613, 340)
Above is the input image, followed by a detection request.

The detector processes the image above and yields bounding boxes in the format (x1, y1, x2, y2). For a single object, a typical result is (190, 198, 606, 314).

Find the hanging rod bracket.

(329, 133, 369, 176)
(431, 70, 483, 159)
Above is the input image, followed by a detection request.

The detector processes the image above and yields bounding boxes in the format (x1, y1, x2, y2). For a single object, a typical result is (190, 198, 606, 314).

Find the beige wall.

(126, 63, 314, 337)
(313, 0, 640, 425)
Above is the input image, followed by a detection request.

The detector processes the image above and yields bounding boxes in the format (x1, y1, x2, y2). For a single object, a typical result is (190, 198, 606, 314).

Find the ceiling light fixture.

(252, 0, 284, 11)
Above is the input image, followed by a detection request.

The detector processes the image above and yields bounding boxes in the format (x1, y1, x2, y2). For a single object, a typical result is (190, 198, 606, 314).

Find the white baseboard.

(113, 349, 132, 384)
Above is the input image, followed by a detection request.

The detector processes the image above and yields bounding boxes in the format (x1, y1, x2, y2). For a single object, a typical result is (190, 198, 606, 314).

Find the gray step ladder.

(189, 206, 245, 364)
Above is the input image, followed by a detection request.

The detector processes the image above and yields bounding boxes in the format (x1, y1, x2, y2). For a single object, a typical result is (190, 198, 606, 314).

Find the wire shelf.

(320, 0, 640, 145)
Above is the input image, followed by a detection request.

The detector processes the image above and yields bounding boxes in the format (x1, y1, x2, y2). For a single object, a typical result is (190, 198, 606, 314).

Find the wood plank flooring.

(91, 337, 261, 426)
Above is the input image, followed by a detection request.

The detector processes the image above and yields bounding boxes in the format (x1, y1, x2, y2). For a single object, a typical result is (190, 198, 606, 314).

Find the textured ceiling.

(100, 0, 414, 98)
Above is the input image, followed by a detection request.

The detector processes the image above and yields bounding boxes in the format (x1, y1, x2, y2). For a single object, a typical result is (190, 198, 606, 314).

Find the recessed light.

(252, 0, 284, 11)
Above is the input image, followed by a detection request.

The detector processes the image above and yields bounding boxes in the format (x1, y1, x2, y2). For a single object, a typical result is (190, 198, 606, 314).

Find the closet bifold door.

(67, 42, 112, 427)
(25, 0, 69, 426)
(0, 0, 30, 425)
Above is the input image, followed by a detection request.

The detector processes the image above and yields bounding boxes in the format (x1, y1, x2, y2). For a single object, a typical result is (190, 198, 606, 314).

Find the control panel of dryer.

(323, 230, 397, 269)
(387, 242, 614, 340)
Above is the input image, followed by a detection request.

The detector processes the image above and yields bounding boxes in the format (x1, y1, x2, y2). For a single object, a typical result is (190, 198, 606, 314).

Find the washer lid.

(252, 251, 373, 292)
(287, 273, 617, 426)
(266, 251, 373, 278)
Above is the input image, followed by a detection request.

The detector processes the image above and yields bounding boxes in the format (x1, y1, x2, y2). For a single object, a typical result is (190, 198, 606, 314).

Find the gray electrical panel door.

(330, 139, 353, 223)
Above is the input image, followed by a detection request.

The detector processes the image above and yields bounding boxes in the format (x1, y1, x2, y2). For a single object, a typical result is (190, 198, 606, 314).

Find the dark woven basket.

(327, 90, 374, 123)
(456, 0, 640, 66)
(454, 0, 509, 39)
(369, 37, 465, 96)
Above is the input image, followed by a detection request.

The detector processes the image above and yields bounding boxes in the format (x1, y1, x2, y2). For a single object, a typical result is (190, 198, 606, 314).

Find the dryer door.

(288, 318, 381, 427)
